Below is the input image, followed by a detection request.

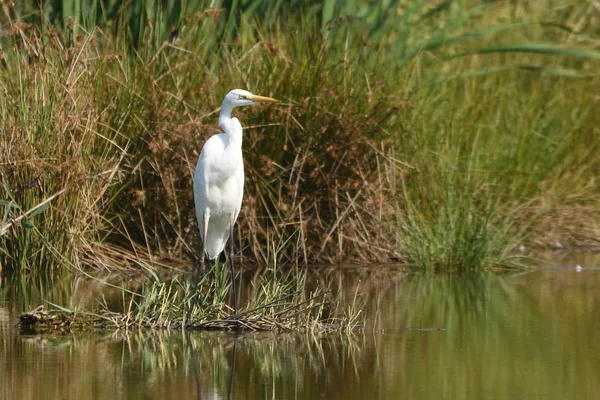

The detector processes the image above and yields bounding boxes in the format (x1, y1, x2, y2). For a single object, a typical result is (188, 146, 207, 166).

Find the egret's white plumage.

(187, 89, 276, 321)
(193, 89, 276, 259)
(193, 116, 244, 259)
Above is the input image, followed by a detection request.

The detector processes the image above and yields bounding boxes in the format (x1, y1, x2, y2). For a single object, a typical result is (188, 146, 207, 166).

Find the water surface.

(1, 253, 599, 399)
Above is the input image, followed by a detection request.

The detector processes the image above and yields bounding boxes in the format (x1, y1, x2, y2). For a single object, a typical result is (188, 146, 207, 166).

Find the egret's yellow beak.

(249, 94, 278, 103)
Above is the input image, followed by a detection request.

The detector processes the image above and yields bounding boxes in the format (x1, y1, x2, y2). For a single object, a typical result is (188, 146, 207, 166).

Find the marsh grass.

(19, 262, 363, 332)
(0, 0, 599, 276)
(142, 262, 361, 332)
(398, 180, 522, 272)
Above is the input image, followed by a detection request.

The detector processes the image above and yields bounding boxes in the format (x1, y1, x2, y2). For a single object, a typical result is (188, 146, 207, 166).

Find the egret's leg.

(229, 214, 238, 315)
(186, 213, 209, 327)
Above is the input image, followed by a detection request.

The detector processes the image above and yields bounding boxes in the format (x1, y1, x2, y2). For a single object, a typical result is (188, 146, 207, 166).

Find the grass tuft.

(19, 264, 362, 333)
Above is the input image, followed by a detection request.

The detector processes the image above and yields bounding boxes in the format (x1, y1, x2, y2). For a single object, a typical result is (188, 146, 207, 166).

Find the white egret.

(186, 89, 277, 324)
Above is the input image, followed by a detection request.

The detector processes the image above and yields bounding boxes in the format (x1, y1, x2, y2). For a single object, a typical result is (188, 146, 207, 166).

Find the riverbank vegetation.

(0, 0, 599, 275)
(19, 264, 362, 332)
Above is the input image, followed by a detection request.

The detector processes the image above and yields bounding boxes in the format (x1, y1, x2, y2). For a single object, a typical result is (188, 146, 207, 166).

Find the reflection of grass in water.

(366, 272, 599, 399)
(2, 325, 357, 399)
(3, 328, 361, 400)
(188, 331, 362, 399)
(0, 271, 121, 313)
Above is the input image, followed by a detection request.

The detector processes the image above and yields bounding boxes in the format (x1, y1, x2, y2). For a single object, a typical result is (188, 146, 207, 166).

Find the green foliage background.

(0, 0, 598, 273)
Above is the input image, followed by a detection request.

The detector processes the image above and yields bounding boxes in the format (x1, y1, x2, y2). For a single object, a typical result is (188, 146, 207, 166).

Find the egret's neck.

(218, 101, 234, 128)
(218, 102, 242, 148)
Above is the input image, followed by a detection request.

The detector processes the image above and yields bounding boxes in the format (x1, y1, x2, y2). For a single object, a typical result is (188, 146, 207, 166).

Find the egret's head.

(223, 89, 277, 108)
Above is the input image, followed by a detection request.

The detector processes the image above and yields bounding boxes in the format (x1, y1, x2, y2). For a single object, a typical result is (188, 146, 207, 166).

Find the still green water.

(1, 253, 599, 400)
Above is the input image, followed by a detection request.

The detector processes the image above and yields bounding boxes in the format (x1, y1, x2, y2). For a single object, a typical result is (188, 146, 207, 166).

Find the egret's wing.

(193, 133, 226, 241)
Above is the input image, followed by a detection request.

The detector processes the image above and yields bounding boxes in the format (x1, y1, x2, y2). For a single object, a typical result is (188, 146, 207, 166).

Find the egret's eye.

(238, 94, 247, 100)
